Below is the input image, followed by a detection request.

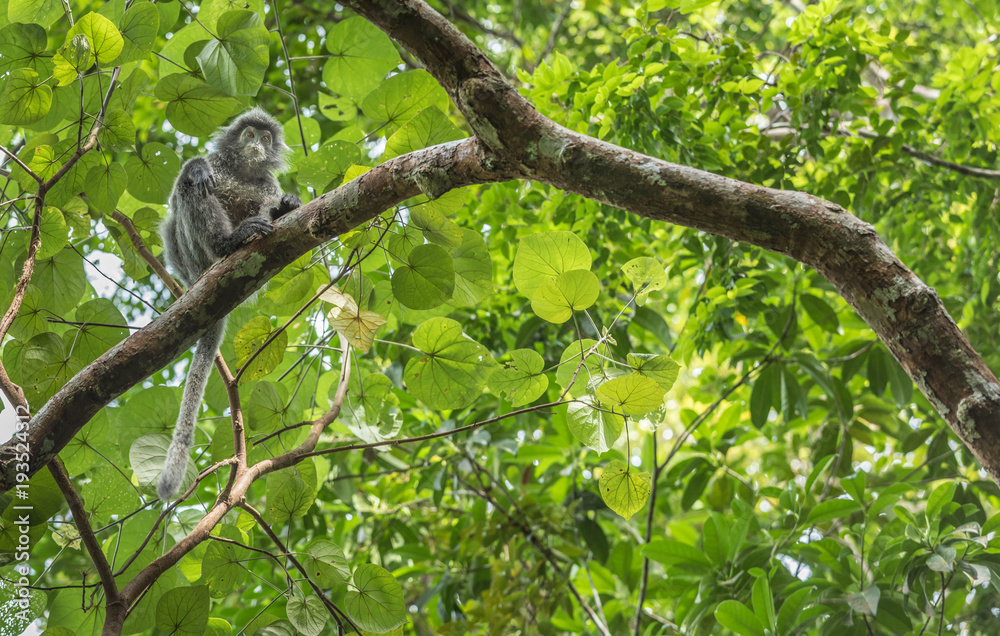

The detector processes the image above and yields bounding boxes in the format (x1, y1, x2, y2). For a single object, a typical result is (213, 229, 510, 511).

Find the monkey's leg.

(158, 319, 226, 500)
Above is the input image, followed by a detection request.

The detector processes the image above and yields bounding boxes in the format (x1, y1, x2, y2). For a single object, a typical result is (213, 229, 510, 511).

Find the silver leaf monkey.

(158, 108, 300, 499)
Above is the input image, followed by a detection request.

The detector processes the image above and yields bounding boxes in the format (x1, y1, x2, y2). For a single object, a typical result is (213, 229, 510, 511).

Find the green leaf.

(846, 585, 880, 616)
(20, 332, 83, 406)
(244, 380, 287, 432)
(286, 593, 326, 636)
(113, 1, 159, 64)
(283, 115, 321, 149)
(66, 298, 129, 365)
(555, 338, 614, 398)
(391, 243, 455, 309)
(202, 525, 249, 598)
(0, 23, 53, 76)
(84, 162, 127, 213)
(530, 269, 600, 324)
(404, 317, 495, 410)
(323, 16, 402, 100)
(197, 9, 270, 96)
(125, 142, 180, 204)
(155, 585, 210, 635)
(598, 460, 651, 520)
(566, 395, 624, 453)
(233, 316, 288, 383)
(595, 373, 664, 415)
(714, 600, 766, 636)
(488, 349, 549, 407)
(776, 587, 813, 634)
(32, 248, 87, 316)
(295, 140, 361, 189)
(361, 69, 450, 134)
(926, 480, 957, 518)
(6, 0, 62, 27)
(266, 460, 318, 526)
(513, 231, 592, 298)
(410, 207, 463, 248)
(98, 109, 136, 152)
(642, 538, 710, 566)
(383, 106, 464, 160)
(155, 74, 241, 137)
(318, 92, 357, 121)
(52, 35, 92, 86)
(0, 68, 52, 125)
(37, 207, 68, 260)
(66, 12, 124, 64)
(806, 498, 862, 524)
(0, 575, 46, 633)
(450, 229, 493, 306)
(800, 294, 840, 333)
(578, 517, 609, 563)
(926, 545, 956, 572)
(128, 434, 173, 492)
(301, 539, 351, 588)
(625, 354, 678, 396)
(344, 564, 406, 633)
(751, 575, 776, 631)
(749, 364, 778, 429)
(622, 256, 666, 305)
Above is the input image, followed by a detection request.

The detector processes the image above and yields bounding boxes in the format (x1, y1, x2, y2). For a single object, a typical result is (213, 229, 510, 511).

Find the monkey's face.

(239, 126, 273, 165)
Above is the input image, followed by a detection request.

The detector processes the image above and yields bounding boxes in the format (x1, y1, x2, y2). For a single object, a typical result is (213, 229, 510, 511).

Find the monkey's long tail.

(157, 319, 226, 500)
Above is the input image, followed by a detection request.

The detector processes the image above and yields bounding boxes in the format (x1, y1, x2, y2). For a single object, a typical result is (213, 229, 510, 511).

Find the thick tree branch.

(342, 0, 1000, 480)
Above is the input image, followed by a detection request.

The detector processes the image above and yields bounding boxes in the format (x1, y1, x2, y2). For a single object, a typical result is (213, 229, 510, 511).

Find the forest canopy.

(0, 0, 999, 635)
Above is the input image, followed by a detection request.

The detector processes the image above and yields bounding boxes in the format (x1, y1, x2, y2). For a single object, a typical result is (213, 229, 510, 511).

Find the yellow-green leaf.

(233, 316, 288, 383)
(595, 373, 664, 415)
(599, 460, 651, 520)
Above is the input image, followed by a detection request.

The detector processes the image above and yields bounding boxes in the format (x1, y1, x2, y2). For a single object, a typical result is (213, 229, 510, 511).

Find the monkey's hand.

(182, 157, 216, 198)
(221, 216, 274, 255)
(268, 193, 302, 220)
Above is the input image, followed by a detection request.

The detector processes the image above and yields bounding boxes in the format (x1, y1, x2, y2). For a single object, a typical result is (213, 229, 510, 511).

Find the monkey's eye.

(261, 132, 271, 145)
(246, 129, 255, 140)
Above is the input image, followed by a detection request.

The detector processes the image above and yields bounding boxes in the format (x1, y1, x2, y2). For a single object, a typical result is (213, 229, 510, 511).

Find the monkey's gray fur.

(158, 107, 301, 500)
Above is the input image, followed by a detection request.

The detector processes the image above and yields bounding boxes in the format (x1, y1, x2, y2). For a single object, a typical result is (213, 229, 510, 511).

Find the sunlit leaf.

(513, 231, 592, 298)
(567, 395, 624, 452)
(627, 353, 680, 391)
(622, 256, 666, 305)
(404, 317, 494, 409)
(488, 349, 549, 407)
(595, 373, 664, 415)
(599, 460, 651, 520)
(530, 269, 600, 323)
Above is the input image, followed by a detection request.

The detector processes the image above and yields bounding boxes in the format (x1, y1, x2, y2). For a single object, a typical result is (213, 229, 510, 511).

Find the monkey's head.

(214, 107, 290, 173)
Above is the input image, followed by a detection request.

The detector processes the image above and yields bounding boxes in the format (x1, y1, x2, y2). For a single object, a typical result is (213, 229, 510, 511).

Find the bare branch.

(47, 460, 120, 608)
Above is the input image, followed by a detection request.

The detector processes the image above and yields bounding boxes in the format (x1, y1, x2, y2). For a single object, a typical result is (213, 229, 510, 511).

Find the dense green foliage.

(0, 0, 999, 634)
